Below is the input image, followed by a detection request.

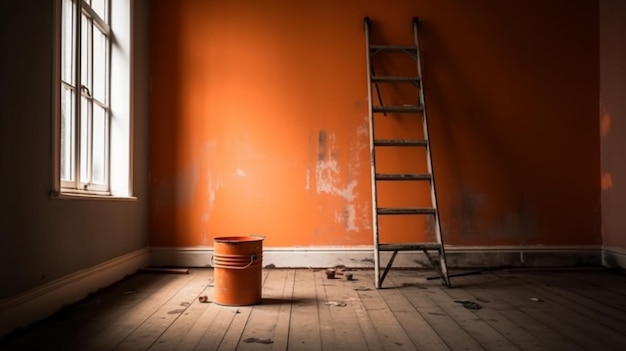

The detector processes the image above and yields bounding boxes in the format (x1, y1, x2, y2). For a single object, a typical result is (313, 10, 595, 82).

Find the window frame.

(52, 0, 136, 200)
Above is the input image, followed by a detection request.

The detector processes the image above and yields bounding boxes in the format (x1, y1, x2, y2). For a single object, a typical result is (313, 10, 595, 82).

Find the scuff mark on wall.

(455, 191, 486, 239)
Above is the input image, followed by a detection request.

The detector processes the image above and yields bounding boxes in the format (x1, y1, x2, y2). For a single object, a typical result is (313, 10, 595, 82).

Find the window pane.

(81, 14, 92, 93)
(93, 27, 107, 103)
(80, 96, 91, 184)
(90, 0, 107, 23)
(92, 105, 107, 185)
(61, 86, 75, 181)
(61, 0, 75, 84)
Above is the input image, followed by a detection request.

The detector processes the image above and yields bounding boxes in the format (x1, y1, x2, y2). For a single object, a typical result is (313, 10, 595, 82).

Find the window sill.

(50, 191, 137, 201)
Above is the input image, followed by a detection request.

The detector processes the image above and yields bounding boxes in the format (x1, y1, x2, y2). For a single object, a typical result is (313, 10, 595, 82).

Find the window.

(54, 0, 133, 199)
(60, 0, 110, 193)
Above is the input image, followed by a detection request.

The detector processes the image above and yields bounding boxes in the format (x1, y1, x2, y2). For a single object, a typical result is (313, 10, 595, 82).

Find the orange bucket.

(212, 235, 264, 305)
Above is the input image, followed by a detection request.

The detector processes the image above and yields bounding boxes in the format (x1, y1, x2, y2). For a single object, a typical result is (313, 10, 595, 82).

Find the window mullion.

(88, 18, 95, 188)
(73, 0, 82, 190)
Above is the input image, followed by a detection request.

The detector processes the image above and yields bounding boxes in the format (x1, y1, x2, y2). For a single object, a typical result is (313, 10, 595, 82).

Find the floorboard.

(1, 267, 626, 351)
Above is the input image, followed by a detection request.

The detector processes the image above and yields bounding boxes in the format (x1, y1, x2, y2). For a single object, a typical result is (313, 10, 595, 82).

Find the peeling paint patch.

(601, 172, 613, 190)
(315, 130, 359, 231)
(343, 205, 358, 231)
(305, 169, 311, 190)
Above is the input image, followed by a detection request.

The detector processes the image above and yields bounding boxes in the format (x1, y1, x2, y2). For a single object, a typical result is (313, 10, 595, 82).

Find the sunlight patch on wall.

(600, 102, 611, 139)
(601, 172, 613, 191)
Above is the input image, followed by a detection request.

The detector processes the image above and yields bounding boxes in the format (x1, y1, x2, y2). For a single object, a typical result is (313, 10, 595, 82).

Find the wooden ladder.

(364, 17, 451, 288)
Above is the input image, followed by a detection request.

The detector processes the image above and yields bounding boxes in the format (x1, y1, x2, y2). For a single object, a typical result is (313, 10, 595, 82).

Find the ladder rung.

(376, 173, 431, 181)
(373, 105, 423, 113)
(378, 243, 442, 251)
(372, 76, 420, 84)
(377, 208, 436, 215)
(370, 45, 417, 51)
(374, 139, 428, 147)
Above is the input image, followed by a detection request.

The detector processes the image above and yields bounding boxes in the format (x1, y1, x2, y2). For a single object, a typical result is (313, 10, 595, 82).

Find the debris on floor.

(454, 300, 482, 310)
(353, 287, 372, 291)
(325, 301, 347, 307)
(529, 297, 543, 302)
(198, 295, 210, 303)
(243, 337, 274, 344)
(325, 269, 336, 279)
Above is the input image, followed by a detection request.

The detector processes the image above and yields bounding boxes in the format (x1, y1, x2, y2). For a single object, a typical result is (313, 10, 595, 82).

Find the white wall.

(0, 0, 150, 301)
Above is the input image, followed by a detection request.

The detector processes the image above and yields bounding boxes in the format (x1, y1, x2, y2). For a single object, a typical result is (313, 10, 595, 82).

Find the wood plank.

(86, 272, 196, 351)
(504, 272, 626, 346)
(458, 272, 584, 351)
(345, 271, 385, 350)
(1, 272, 167, 351)
(384, 271, 484, 351)
(268, 269, 295, 351)
(523, 270, 626, 313)
(355, 271, 420, 350)
(170, 297, 221, 350)
(235, 269, 291, 350)
(484, 272, 618, 350)
(113, 270, 209, 350)
(315, 268, 338, 350)
(372, 272, 450, 350)
(193, 305, 240, 350)
(149, 270, 215, 350)
(287, 269, 322, 350)
(317, 268, 369, 351)
(436, 273, 547, 351)
(192, 269, 270, 350)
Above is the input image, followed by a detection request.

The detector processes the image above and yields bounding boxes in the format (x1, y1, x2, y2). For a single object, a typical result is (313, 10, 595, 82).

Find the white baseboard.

(150, 245, 601, 269)
(602, 246, 626, 269)
(0, 248, 150, 338)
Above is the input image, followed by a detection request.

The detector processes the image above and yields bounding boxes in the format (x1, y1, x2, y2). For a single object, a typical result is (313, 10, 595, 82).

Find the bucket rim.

(213, 235, 264, 243)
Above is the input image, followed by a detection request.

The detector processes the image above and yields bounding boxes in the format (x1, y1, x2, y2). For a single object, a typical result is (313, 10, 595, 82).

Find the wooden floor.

(1, 267, 626, 350)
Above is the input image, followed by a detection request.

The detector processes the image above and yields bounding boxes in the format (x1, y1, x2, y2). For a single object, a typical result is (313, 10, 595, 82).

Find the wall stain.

(318, 131, 327, 161)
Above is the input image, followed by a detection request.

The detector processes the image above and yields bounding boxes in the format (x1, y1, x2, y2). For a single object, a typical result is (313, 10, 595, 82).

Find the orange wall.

(149, 0, 600, 248)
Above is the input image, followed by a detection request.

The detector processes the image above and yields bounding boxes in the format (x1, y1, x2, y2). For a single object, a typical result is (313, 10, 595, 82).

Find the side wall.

(600, 0, 626, 268)
(0, 0, 151, 336)
(149, 0, 600, 266)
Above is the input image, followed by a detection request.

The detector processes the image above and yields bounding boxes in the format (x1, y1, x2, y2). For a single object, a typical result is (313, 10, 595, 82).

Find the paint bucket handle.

(211, 254, 257, 270)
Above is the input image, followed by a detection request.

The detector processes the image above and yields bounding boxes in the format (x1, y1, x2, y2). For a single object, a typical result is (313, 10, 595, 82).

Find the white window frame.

(52, 0, 135, 200)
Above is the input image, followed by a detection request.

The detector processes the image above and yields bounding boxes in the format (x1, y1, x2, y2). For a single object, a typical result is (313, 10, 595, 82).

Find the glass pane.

(80, 97, 91, 184)
(61, 0, 75, 83)
(81, 14, 92, 93)
(90, 0, 107, 23)
(92, 105, 107, 185)
(92, 27, 107, 103)
(61, 86, 75, 181)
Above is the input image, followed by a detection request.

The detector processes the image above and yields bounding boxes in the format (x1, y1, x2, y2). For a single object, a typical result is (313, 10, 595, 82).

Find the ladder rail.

(363, 17, 382, 289)
(412, 17, 450, 287)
